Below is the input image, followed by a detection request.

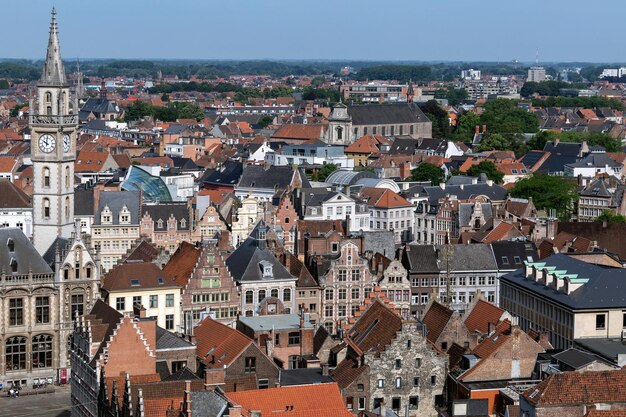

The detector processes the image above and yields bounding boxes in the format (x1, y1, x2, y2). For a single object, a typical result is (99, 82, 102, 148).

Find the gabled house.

(194, 316, 281, 391)
(331, 299, 447, 417)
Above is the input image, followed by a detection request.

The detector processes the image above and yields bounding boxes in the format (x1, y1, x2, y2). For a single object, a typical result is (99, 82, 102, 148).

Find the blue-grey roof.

(0, 228, 52, 275)
(94, 190, 142, 225)
(155, 326, 195, 350)
(416, 183, 508, 206)
(237, 165, 310, 190)
(225, 221, 297, 283)
(500, 253, 626, 310)
(404, 243, 497, 273)
(458, 203, 492, 227)
(238, 314, 314, 331)
(280, 368, 335, 386)
(566, 152, 623, 169)
(190, 390, 228, 417)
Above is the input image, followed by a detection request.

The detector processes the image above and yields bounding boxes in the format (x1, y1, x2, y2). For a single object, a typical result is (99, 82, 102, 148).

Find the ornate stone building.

(318, 241, 377, 334)
(0, 10, 100, 390)
(30, 8, 78, 255)
(139, 202, 191, 253)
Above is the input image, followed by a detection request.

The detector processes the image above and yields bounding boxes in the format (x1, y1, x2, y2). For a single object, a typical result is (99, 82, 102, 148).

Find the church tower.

(30, 8, 77, 254)
(327, 101, 353, 145)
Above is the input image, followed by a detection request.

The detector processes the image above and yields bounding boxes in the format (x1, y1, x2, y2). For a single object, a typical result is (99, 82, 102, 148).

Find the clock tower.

(31, 8, 77, 254)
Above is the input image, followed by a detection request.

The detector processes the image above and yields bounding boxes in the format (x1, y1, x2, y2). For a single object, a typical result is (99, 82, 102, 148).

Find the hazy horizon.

(2, 0, 626, 63)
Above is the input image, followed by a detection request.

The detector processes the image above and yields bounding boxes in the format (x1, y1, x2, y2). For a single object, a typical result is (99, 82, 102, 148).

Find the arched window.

(65, 197, 70, 218)
(65, 166, 70, 188)
(6, 336, 27, 371)
(43, 198, 50, 219)
(283, 289, 291, 302)
(258, 290, 266, 301)
(336, 126, 343, 140)
(45, 92, 52, 103)
(32, 334, 53, 368)
(271, 289, 278, 298)
(43, 167, 50, 187)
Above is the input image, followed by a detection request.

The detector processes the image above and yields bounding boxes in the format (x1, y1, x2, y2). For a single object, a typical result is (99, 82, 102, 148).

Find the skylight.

(130, 279, 140, 286)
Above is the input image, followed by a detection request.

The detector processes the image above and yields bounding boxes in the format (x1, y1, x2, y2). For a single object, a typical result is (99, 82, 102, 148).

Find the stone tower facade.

(30, 8, 78, 255)
(327, 102, 353, 145)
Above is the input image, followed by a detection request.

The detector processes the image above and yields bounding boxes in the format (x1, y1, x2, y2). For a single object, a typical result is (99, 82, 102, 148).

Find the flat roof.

(238, 314, 314, 331)
(574, 338, 626, 364)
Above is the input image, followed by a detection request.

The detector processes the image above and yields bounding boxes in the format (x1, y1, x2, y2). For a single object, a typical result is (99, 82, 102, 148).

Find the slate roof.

(202, 160, 243, 187)
(280, 368, 334, 386)
(459, 203, 492, 227)
(225, 221, 297, 283)
(237, 165, 310, 190)
(580, 178, 612, 198)
(42, 237, 70, 271)
(567, 152, 623, 169)
(0, 228, 52, 274)
(141, 202, 190, 230)
(79, 97, 119, 119)
(0, 179, 30, 208)
(189, 390, 228, 417)
(403, 245, 439, 273)
(348, 103, 430, 125)
(523, 369, 626, 406)
(491, 241, 537, 271)
(552, 348, 604, 370)
(361, 230, 397, 258)
(74, 187, 95, 216)
(94, 190, 141, 226)
(417, 183, 508, 207)
(155, 325, 195, 350)
(238, 314, 315, 332)
(500, 253, 626, 310)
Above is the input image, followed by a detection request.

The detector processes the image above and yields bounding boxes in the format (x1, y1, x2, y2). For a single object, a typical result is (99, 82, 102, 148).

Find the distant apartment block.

(527, 66, 547, 82)
(341, 82, 409, 103)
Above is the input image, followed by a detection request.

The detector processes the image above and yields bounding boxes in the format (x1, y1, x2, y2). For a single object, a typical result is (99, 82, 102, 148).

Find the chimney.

(321, 363, 329, 376)
(488, 322, 496, 336)
(228, 406, 243, 417)
(482, 124, 487, 133)
(554, 137, 560, 145)
(379, 399, 386, 417)
(345, 215, 351, 236)
(184, 380, 192, 417)
(204, 367, 225, 388)
(439, 182, 445, 190)
(475, 125, 480, 134)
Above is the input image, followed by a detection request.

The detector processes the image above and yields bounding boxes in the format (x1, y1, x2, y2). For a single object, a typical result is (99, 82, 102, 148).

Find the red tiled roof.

(0, 155, 18, 172)
(75, 151, 111, 172)
(161, 242, 201, 287)
(585, 411, 626, 417)
(346, 299, 402, 353)
(345, 135, 390, 154)
(112, 153, 132, 169)
(464, 299, 505, 334)
(479, 222, 525, 243)
(271, 124, 326, 140)
(225, 383, 353, 417)
(421, 301, 453, 344)
(470, 319, 512, 359)
(102, 261, 178, 292)
(524, 369, 626, 406)
(194, 317, 252, 368)
(359, 187, 413, 209)
(198, 189, 230, 205)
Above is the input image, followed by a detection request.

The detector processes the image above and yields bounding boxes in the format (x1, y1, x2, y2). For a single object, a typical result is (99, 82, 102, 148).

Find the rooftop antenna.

(535, 49, 539, 66)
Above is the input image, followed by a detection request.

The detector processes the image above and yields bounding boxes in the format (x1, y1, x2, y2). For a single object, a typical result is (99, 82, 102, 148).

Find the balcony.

(29, 114, 78, 126)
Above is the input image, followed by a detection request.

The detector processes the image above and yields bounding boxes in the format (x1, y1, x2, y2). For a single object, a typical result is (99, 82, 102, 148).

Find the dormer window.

(157, 219, 164, 229)
(259, 261, 273, 277)
(101, 205, 112, 224)
(10, 258, 17, 273)
(7, 238, 15, 252)
(258, 230, 266, 240)
(119, 205, 131, 224)
(180, 219, 186, 229)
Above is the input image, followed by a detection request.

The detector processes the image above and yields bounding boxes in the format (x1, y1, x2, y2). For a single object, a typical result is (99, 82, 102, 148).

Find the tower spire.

(40, 7, 67, 86)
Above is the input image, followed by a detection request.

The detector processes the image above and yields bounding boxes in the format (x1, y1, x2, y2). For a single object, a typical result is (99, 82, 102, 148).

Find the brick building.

(139, 202, 191, 253)
(194, 317, 281, 391)
(162, 239, 240, 331)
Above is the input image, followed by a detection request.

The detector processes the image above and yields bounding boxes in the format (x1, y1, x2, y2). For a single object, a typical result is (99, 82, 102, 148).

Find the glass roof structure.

(121, 166, 172, 203)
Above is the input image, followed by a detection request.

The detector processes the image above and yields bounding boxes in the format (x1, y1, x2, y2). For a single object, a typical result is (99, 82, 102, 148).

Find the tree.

(595, 210, 626, 224)
(258, 115, 274, 128)
(479, 99, 539, 135)
(176, 103, 205, 121)
(510, 174, 578, 221)
(474, 133, 510, 152)
(312, 164, 338, 182)
(453, 112, 481, 142)
(420, 100, 451, 139)
(161, 92, 169, 102)
(0, 79, 9, 89)
(466, 161, 504, 184)
(409, 163, 445, 185)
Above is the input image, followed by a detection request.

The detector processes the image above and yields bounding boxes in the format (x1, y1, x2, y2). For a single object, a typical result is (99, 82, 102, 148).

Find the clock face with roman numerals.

(39, 134, 56, 153)
(63, 134, 71, 152)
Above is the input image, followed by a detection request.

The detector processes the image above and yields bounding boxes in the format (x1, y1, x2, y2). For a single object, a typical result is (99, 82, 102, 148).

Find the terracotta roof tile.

(421, 301, 453, 344)
(464, 299, 505, 334)
(0, 155, 18, 172)
(345, 135, 390, 154)
(586, 411, 626, 417)
(347, 299, 402, 353)
(271, 124, 326, 140)
(225, 383, 353, 417)
(75, 150, 111, 173)
(194, 317, 253, 368)
(359, 187, 413, 209)
(102, 261, 178, 292)
(470, 319, 512, 359)
(162, 242, 201, 288)
(524, 369, 626, 406)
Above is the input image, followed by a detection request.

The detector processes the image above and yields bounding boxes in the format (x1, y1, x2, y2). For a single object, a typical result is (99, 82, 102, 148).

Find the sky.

(1, 0, 625, 63)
